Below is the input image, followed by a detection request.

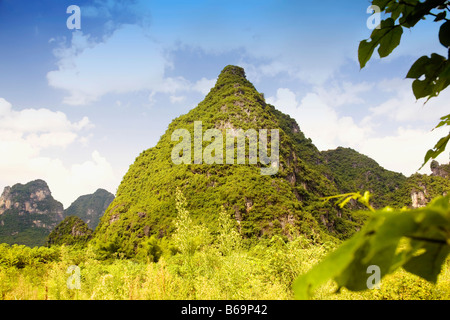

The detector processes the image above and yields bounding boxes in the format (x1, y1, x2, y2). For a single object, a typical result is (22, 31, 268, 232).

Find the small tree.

(217, 206, 241, 256)
(172, 188, 210, 257)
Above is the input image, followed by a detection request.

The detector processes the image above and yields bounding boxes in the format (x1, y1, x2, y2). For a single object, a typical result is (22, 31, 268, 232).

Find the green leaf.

(399, 0, 437, 28)
(434, 11, 447, 22)
(420, 133, 450, 169)
(378, 25, 403, 57)
(407, 54, 448, 100)
(439, 21, 450, 48)
(403, 241, 450, 282)
(372, 0, 394, 11)
(412, 78, 433, 99)
(358, 18, 403, 68)
(406, 55, 429, 78)
(293, 195, 450, 299)
(358, 39, 378, 69)
(440, 63, 450, 78)
(434, 113, 450, 129)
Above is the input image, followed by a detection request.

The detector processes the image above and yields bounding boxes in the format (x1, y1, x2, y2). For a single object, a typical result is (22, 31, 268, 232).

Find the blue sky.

(0, 0, 449, 207)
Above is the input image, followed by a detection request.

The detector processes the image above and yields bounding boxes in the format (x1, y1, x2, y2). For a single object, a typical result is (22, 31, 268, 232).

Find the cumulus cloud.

(192, 77, 216, 95)
(0, 98, 92, 150)
(47, 25, 169, 105)
(0, 98, 117, 207)
(366, 78, 450, 124)
(359, 126, 449, 176)
(266, 81, 449, 176)
(267, 86, 372, 150)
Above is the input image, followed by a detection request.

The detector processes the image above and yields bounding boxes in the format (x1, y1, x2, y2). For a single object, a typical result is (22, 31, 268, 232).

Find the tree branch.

(406, 235, 448, 245)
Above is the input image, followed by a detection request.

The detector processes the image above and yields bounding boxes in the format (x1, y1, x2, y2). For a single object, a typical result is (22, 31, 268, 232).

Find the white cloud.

(0, 98, 117, 207)
(315, 81, 373, 107)
(0, 98, 92, 150)
(367, 78, 450, 124)
(266, 88, 298, 110)
(266, 81, 450, 177)
(169, 95, 186, 104)
(47, 25, 169, 105)
(192, 77, 216, 95)
(359, 126, 449, 176)
(47, 25, 219, 106)
(267, 86, 372, 151)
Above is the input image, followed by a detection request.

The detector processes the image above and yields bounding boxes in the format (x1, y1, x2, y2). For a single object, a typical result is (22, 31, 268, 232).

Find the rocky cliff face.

(0, 179, 64, 246)
(430, 160, 450, 179)
(411, 186, 428, 208)
(408, 161, 450, 208)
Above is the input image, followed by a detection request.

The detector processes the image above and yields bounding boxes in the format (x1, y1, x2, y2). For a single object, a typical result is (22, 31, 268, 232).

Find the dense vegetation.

(63, 189, 114, 230)
(1, 190, 448, 300)
(46, 216, 93, 247)
(3, 0, 450, 298)
(322, 147, 407, 208)
(292, 0, 450, 299)
(92, 65, 367, 260)
(1, 64, 449, 300)
(0, 180, 64, 247)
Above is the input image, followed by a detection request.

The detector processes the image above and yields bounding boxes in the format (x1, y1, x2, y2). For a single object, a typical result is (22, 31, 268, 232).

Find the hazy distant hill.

(64, 189, 114, 230)
(0, 179, 64, 246)
(322, 147, 407, 208)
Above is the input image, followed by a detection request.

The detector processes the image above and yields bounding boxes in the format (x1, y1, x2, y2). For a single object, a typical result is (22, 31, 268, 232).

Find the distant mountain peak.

(63, 189, 114, 230)
(219, 65, 246, 79)
(92, 65, 360, 257)
(0, 179, 64, 246)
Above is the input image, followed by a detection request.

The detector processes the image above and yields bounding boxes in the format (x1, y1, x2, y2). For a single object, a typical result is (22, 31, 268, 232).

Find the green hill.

(46, 216, 93, 247)
(386, 172, 450, 209)
(63, 189, 114, 230)
(0, 179, 64, 247)
(321, 147, 407, 208)
(92, 65, 367, 257)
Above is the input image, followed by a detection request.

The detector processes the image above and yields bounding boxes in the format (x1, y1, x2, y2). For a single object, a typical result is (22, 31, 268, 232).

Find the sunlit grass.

(0, 240, 448, 300)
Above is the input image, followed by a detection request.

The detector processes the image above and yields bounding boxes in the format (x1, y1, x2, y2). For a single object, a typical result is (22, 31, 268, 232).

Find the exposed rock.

(411, 190, 427, 208)
(430, 160, 450, 179)
(0, 179, 64, 246)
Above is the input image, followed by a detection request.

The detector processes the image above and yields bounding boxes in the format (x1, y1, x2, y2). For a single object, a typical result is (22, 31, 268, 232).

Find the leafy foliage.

(360, 0, 450, 168)
(46, 216, 93, 247)
(322, 147, 407, 208)
(216, 205, 242, 255)
(172, 188, 210, 257)
(64, 189, 114, 230)
(421, 114, 450, 169)
(92, 65, 363, 257)
(292, 1, 450, 299)
(385, 171, 450, 208)
(293, 194, 450, 299)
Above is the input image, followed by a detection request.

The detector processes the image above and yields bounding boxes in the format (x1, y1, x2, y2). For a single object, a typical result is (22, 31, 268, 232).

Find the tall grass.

(0, 238, 448, 300)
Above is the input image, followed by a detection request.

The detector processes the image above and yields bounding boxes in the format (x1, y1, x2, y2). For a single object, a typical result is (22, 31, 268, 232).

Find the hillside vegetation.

(92, 65, 368, 259)
(1, 65, 449, 301)
(0, 190, 448, 300)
